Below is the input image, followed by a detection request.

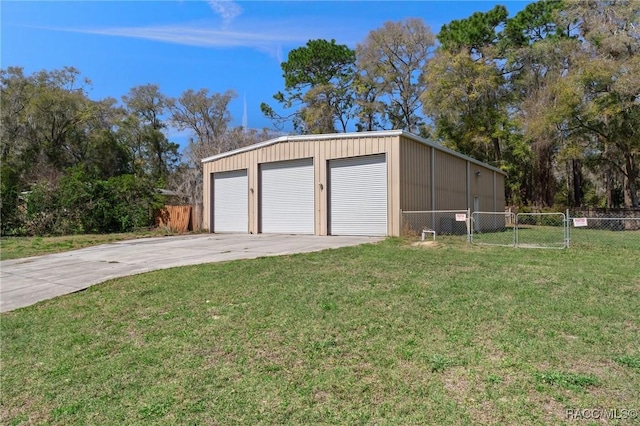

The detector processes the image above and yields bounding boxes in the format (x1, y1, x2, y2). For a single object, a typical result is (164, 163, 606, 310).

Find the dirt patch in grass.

(410, 241, 439, 248)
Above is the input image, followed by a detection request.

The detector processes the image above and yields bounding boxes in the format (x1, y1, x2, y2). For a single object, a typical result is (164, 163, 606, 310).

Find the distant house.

(201, 130, 505, 236)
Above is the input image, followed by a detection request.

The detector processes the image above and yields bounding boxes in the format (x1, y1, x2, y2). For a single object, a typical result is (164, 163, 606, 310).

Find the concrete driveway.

(0, 234, 381, 313)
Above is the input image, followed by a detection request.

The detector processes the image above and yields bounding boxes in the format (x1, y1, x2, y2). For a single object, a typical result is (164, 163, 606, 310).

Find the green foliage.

(24, 181, 63, 236)
(502, 0, 566, 47)
(281, 39, 356, 90)
(0, 165, 23, 236)
(429, 354, 457, 373)
(438, 5, 508, 53)
(613, 355, 640, 370)
(422, 49, 509, 165)
(534, 371, 599, 391)
(426, 0, 639, 208)
(262, 39, 356, 133)
(20, 169, 162, 236)
(0, 68, 183, 236)
(122, 84, 180, 182)
(102, 174, 164, 232)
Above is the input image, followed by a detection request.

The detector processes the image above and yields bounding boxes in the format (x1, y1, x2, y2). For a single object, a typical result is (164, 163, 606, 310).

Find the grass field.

(0, 230, 184, 261)
(1, 239, 639, 425)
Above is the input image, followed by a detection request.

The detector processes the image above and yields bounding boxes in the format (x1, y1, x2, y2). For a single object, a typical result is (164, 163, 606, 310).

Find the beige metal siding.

(202, 131, 506, 236)
(202, 135, 399, 235)
(469, 165, 496, 212)
(399, 136, 431, 211)
(434, 150, 467, 210)
(495, 172, 506, 211)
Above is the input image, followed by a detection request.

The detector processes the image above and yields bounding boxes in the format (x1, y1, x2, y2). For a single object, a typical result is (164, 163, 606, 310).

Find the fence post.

(467, 208, 471, 243)
(515, 212, 519, 247)
(566, 208, 571, 248)
(400, 209, 403, 237)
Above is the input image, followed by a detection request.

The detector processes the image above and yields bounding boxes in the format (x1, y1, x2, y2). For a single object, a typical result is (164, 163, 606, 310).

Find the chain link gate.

(470, 212, 567, 248)
(515, 212, 568, 249)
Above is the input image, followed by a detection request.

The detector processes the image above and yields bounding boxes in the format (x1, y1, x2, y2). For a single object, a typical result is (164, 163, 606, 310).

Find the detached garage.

(202, 130, 506, 236)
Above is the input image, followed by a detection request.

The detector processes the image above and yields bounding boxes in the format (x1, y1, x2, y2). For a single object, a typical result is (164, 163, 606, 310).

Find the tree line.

(1, 0, 638, 236)
(262, 0, 639, 209)
(0, 67, 275, 235)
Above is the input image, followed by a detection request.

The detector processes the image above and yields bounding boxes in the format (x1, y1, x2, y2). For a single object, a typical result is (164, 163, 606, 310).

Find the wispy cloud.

(27, 0, 363, 63)
(53, 22, 308, 59)
(38, 16, 361, 61)
(207, 0, 242, 28)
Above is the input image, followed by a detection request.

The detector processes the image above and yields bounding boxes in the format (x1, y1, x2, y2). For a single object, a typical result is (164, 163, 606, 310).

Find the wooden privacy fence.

(156, 205, 202, 232)
(158, 204, 203, 232)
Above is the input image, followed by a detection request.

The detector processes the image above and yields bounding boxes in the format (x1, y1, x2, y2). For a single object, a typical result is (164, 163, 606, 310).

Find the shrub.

(21, 169, 164, 236)
(0, 165, 22, 236)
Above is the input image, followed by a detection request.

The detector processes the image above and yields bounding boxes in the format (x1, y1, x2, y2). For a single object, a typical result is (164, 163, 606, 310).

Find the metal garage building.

(202, 130, 506, 236)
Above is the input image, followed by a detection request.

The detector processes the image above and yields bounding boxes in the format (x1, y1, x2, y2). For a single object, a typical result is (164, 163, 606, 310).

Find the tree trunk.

(534, 144, 555, 207)
(492, 137, 502, 165)
(572, 159, 583, 208)
(623, 153, 639, 207)
(605, 169, 612, 209)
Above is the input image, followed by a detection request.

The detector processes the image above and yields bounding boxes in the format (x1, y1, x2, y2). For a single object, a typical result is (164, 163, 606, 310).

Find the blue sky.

(2, 0, 533, 144)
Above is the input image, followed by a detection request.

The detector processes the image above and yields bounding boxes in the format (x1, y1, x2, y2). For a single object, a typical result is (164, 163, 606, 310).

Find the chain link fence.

(568, 215, 640, 250)
(402, 209, 640, 249)
(471, 212, 516, 247)
(401, 210, 470, 242)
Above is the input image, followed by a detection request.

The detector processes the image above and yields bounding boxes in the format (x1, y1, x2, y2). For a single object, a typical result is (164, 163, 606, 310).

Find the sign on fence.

(573, 218, 588, 227)
(455, 214, 467, 222)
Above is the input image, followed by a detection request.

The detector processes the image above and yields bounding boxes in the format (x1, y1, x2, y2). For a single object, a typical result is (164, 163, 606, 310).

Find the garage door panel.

(260, 158, 314, 234)
(213, 170, 248, 233)
(330, 154, 387, 236)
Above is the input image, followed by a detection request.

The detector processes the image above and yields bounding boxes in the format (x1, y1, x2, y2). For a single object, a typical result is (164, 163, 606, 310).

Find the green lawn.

(0, 230, 183, 261)
(1, 239, 639, 425)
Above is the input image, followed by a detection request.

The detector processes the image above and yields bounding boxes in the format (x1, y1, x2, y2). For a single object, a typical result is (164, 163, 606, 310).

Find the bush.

(0, 165, 22, 236)
(20, 169, 163, 236)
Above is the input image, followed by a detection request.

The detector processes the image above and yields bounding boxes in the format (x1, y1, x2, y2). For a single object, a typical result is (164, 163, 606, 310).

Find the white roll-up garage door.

(260, 158, 315, 234)
(329, 154, 387, 236)
(213, 169, 248, 233)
